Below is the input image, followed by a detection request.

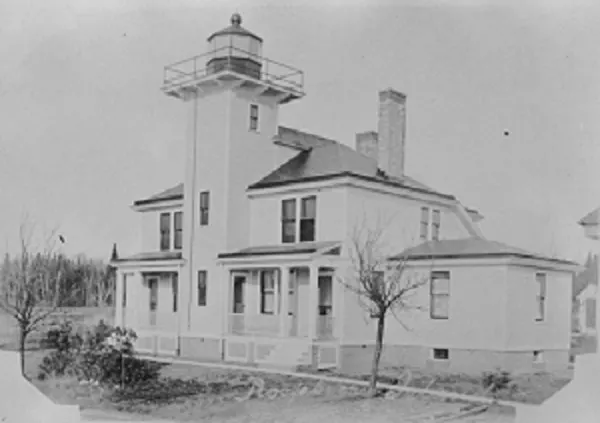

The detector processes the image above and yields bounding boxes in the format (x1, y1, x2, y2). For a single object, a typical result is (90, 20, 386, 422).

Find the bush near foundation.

(38, 321, 162, 386)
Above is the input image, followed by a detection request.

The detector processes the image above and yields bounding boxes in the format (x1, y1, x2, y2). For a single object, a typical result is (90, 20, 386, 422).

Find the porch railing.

(228, 313, 280, 336)
(121, 308, 177, 331)
(317, 315, 334, 340)
(163, 46, 304, 95)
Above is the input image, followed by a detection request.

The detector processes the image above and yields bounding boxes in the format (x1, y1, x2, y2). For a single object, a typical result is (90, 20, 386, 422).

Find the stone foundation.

(339, 344, 570, 376)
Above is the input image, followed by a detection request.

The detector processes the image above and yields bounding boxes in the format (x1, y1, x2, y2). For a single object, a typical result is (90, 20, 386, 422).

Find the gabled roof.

(392, 237, 579, 267)
(132, 125, 479, 213)
(248, 141, 455, 200)
(218, 240, 341, 259)
(579, 208, 600, 226)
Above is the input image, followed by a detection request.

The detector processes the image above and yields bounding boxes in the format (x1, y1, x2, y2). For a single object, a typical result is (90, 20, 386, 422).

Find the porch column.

(115, 271, 124, 327)
(308, 264, 319, 340)
(279, 266, 290, 336)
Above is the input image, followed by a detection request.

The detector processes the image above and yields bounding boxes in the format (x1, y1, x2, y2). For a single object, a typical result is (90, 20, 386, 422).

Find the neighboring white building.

(572, 254, 598, 336)
(112, 14, 579, 375)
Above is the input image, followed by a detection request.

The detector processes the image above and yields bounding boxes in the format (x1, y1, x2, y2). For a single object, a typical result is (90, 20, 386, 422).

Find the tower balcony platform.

(162, 46, 305, 104)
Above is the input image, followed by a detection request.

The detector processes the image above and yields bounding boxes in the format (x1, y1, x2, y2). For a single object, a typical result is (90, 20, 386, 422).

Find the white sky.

(0, 0, 599, 261)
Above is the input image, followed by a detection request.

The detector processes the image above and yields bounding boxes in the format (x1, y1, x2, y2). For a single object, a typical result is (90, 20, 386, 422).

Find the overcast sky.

(1, 0, 599, 261)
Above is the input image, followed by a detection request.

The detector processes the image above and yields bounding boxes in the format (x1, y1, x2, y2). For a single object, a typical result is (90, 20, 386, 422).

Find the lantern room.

(206, 13, 263, 79)
(162, 13, 304, 104)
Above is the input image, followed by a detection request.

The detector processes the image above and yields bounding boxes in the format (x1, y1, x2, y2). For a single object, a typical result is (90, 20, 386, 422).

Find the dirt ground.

(18, 349, 517, 422)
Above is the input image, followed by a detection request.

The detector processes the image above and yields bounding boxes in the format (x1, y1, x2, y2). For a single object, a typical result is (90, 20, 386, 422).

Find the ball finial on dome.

(231, 13, 242, 26)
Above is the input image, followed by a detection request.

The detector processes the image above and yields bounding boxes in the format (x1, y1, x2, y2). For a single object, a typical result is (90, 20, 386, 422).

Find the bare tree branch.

(338, 216, 430, 396)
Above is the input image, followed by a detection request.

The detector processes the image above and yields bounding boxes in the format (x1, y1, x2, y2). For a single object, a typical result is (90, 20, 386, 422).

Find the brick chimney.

(355, 131, 378, 162)
(377, 88, 406, 178)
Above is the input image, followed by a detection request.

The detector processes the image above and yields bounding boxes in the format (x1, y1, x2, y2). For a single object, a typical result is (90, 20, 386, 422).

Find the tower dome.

(206, 13, 263, 79)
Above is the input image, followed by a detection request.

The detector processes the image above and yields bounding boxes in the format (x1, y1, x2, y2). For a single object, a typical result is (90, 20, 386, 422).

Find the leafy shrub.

(41, 320, 82, 351)
(38, 321, 83, 378)
(39, 321, 161, 387)
(481, 369, 515, 397)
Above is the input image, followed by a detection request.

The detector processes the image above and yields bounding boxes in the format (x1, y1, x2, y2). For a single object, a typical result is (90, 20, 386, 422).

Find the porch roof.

(217, 241, 342, 259)
(112, 251, 182, 263)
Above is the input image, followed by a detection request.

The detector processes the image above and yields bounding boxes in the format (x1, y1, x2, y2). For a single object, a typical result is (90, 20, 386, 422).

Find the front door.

(148, 277, 158, 326)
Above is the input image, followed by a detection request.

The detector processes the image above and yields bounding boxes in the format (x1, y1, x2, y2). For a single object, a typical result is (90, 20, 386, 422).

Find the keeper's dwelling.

(113, 14, 579, 375)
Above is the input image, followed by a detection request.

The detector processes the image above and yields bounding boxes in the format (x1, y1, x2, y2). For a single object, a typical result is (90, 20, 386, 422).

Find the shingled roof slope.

(392, 237, 579, 266)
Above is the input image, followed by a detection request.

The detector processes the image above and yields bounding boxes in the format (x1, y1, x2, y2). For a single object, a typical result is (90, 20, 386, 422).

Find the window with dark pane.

(172, 274, 178, 312)
(199, 191, 210, 226)
(197, 271, 207, 306)
(420, 207, 429, 240)
(160, 213, 171, 251)
(260, 270, 276, 314)
(281, 199, 296, 243)
(433, 348, 449, 360)
(174, 211, 183, 249)
(300, 196, 316, 242)
(249, 104, 259, 131)
(432, 209, 441, 241)
(122, 274, 128, 308)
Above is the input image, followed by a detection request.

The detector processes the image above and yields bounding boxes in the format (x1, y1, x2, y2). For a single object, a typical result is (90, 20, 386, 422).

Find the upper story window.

(199, 191, 210, 226)
(420, 207, 429, 241)
(249, 104, 259, 131)
(430, 271, 450, 319)
(432, 210, 441, 241)
(420, 207, 441, 242)
(281, 196, 317, 244)
(160, 213, 171, 251)
(535, 273, 546, 322)
(281, 199, 297, 243)
(174, 212, 183, 250)
(300, 196, 316, 242)
(158, 211, 182, 251)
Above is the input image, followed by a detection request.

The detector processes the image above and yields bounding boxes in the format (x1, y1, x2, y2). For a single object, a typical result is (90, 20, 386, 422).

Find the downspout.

(187, 95, 199, 331)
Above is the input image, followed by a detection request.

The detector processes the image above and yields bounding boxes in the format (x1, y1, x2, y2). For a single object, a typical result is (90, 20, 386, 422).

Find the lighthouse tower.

(161, 14, 304, 334)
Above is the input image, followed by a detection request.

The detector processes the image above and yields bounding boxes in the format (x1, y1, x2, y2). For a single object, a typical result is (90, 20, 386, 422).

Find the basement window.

(433, 348, 449, 360)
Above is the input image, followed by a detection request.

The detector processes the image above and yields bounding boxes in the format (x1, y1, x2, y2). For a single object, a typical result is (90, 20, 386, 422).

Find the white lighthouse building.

(113, 14, 578, 374)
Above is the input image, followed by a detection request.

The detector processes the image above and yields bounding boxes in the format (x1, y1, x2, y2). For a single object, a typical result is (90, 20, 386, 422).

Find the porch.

(225, 265, 338, 341)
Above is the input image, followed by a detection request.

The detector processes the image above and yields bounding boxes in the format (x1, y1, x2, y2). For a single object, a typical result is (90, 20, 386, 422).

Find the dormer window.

(249, 104, 259, 131)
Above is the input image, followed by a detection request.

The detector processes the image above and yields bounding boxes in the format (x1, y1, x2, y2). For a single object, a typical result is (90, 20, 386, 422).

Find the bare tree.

(0, 221, 66, 375)
(339, 220, 428, 396)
